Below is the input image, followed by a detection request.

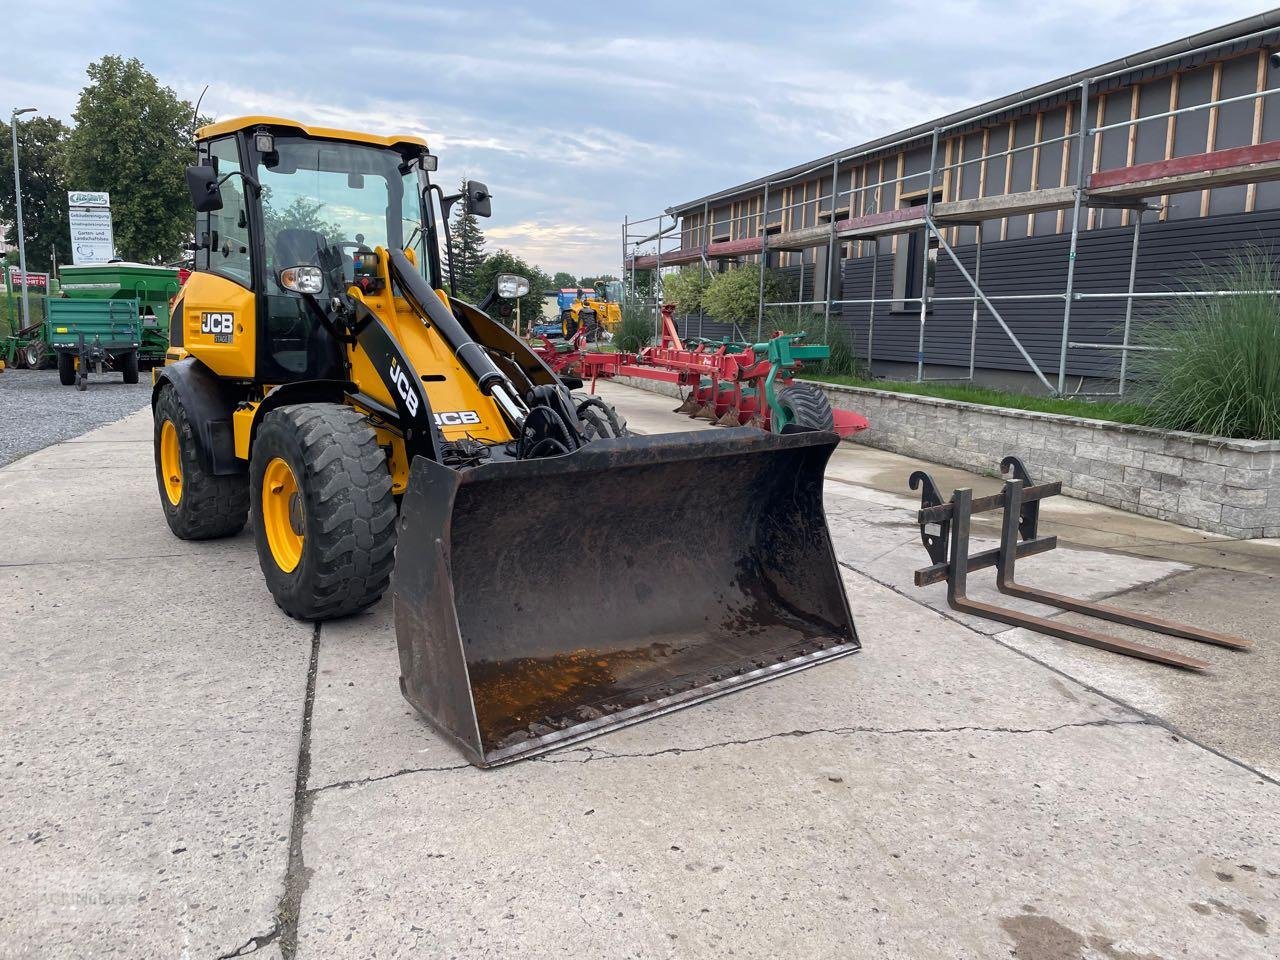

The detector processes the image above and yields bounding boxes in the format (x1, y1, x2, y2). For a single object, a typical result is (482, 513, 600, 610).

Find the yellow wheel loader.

(153, 116, 858, 766)
(562, 280, 623, 340)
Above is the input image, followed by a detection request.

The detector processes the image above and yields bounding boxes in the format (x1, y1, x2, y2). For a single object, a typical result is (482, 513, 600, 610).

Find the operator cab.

(185, 118, 444, 383)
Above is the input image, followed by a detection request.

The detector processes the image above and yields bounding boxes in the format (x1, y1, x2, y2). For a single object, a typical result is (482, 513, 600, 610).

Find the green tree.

(472, 248, 552, 324)
(552, 271, 576, 288)
(0, 115, 71, 272)
(702, 263, 786, 324)
(660, 267, 708, 315)
(446, 178, 487, 296)
(64, 56, 196, 264)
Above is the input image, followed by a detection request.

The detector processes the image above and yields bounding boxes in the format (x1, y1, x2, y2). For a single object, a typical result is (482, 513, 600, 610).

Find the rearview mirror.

(184, 164, 223, 213)
(466, 180, 492, 218)
(495, 273, 530, 299)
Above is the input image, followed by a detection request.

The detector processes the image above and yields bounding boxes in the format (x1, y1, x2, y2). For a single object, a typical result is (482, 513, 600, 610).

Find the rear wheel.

(574, 394, 629, 440)
(120, 350, 139, 384)
(57, 351, 75, 386)
(776, 383, 834, 432)
(250, 403, 397, 621)
(153, 383, 249, 539)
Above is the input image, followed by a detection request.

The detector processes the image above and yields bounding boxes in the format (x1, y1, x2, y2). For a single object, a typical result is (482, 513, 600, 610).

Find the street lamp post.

(10, 107, 37, 331)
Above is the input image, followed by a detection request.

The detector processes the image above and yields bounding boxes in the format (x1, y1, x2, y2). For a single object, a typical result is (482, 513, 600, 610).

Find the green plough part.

(754, 333, 830, 431)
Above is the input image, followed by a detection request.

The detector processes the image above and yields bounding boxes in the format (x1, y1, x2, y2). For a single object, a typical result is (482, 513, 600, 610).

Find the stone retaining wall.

(818, 382, 1279, 539)
(609, 374, 1279, 538)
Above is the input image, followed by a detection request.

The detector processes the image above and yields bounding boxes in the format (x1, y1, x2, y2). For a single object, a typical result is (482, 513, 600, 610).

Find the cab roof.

(196, 115, 428, 151)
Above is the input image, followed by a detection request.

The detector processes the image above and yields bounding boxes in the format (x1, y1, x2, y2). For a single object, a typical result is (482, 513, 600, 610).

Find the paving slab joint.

(276, 622, 321, 960)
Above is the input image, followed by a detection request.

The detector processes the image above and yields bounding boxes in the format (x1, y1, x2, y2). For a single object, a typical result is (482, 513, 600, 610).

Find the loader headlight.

(278, 265, 324, 294)
(495, 273, 530, 299)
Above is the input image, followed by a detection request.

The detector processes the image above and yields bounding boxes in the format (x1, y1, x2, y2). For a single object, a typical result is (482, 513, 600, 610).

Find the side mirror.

(495, 273, 530, 299)
(465, 180, 492, 218)
(185, 164, 223, 213)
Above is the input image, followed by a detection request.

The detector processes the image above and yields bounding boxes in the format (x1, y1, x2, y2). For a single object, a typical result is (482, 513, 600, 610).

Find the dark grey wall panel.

(837, 209, 1280, 379)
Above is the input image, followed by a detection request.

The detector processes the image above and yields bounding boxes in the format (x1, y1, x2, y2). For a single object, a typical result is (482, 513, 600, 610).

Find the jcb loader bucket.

(393, 428, 858, 767)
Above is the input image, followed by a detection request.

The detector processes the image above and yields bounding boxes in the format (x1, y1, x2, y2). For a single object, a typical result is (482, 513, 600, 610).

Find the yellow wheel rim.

(262, 457, 304, 573)
(159, 420, 183, 506)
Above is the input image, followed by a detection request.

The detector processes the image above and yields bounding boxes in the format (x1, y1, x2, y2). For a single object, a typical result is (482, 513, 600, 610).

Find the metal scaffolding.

(622, 22, 1280, 395)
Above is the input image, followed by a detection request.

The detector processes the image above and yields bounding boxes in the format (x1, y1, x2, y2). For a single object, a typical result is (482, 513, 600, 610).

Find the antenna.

(191, 84, 209, 145)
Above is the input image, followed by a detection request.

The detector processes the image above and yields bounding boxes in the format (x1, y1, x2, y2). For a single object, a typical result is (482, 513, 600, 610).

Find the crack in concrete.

(215, 922, 281, 958)
(836, 560, 1280, 789)
(308, 760, 471, 795)
(275, 622, 322, 960)
(534, 717, 1151, 764)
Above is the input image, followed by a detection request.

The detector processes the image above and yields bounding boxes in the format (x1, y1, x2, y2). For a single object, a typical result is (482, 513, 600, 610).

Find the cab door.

(185, 134, 257, 379)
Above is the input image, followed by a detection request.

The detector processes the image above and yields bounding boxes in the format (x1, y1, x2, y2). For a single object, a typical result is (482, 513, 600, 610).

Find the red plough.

(541, 306, 868, 436)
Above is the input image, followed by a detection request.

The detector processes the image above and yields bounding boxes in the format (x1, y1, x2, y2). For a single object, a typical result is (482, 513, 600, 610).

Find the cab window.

(200, 137, 252, 287)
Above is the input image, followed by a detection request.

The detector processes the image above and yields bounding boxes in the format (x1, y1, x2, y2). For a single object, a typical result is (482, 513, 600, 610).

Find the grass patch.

(803, 372, 1152, 425)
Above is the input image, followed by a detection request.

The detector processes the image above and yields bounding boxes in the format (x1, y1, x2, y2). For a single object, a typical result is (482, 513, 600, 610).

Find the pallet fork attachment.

(910, 457, 1250, 670)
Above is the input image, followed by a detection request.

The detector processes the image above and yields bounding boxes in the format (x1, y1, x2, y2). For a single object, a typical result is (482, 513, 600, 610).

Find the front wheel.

(250, 403, 397, 621)
(776, 383, 834, 432)
(574, 394, 629, 440)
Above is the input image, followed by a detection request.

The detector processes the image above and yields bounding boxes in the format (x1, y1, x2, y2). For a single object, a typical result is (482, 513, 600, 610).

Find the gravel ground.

(0, 368, 152, 466)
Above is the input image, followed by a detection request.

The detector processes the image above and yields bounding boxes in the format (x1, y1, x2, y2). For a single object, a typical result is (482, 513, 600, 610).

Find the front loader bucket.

(393, 428, 858, 767)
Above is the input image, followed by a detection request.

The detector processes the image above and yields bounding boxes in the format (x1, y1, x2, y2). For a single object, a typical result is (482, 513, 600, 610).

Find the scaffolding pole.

(916, 127, 941, 382)
(928, 218, 1056, 393)
(756, 181, 770, 340)
(1057, 79, 1091, 395)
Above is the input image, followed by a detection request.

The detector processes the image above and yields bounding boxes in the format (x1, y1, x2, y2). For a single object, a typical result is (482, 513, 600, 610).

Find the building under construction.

(624, 10, 1280, 394)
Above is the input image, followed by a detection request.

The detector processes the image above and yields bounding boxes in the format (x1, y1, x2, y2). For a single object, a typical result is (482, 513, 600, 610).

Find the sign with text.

(67, 191, 115, 265)
(6, 266, 49, 291)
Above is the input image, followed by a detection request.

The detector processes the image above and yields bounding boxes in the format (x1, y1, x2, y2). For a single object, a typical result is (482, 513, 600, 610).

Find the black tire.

(777, 383, 834, 432)
(574, 394, 629, 440)
(121, 350, 140, 384)
(22, 340, 46, 370)
(57, 351, 75, 386)
(250, 403, 397, 621)
(154, 382, 250, 540)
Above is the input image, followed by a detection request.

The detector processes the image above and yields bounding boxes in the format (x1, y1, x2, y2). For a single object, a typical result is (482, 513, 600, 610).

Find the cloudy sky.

(5, 1, 1270, 276)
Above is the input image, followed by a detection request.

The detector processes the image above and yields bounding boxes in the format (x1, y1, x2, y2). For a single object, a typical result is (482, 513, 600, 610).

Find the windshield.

(257, 136, 429, 284)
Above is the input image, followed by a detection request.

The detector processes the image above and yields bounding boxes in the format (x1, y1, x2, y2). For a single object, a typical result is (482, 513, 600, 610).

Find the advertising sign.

(6, 266, 50, 291)
(67, 191, 115, 265)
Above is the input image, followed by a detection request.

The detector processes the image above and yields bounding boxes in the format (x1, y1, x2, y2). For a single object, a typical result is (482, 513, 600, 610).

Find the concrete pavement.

(1, 382, 1277, 958)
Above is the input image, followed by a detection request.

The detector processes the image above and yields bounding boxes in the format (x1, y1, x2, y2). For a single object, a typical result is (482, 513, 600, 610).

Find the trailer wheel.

(574, 394, 629, 440)
(154, 382, 249, 540)
(121, 350, 140, 384)
(776, 383, 834, 432)
(57, 351, 75, 386)
(250, 403, 397, 621)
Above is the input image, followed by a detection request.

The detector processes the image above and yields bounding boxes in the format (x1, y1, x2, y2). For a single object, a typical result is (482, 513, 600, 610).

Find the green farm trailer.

(56, 262, 181, 366)
(4, 263, 182, 370)
(46, 298, 142, 390)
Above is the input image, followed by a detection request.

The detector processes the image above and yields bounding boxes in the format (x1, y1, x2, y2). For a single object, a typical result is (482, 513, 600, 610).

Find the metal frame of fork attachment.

(910, 456, 1251, 671)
